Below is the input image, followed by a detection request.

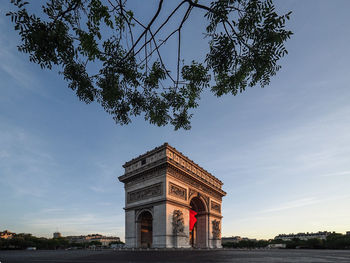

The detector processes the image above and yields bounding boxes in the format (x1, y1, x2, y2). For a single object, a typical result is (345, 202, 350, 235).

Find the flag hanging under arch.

(189, 209, 197, 231)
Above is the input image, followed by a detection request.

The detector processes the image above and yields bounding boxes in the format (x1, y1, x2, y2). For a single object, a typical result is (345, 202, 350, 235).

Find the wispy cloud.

(258, 194, 350, 215)
(86, 161, 120, 193)
(0, 43, 40, 94)
(0, 121, 57, 197)
(41, 208, 66, 214)
(97, 202, 113, 206)
(0, 150, 10, 158)
(0, 15, 52, 99)
(89, 186, 108, 193)
(25, 211, 124, 238)
(321, 171, 350, 177)
(261, 197, 321, 214)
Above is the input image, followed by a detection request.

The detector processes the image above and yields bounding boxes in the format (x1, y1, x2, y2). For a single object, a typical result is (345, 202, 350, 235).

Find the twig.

(123, 0, 164, 59)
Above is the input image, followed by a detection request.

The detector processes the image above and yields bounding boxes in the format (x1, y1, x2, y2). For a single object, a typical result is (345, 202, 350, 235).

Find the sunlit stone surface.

(118, 143, 226, 248)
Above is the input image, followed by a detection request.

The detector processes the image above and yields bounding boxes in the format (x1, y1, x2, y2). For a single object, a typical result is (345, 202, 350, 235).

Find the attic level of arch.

(119, 143, 226, 196)
(119, 160, 225, 202)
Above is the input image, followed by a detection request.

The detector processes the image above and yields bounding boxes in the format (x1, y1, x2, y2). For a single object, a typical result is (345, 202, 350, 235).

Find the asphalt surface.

(1, 249, 350, 263)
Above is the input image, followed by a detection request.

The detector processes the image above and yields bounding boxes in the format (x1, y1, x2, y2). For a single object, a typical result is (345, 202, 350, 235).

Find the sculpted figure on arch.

(172, 210, 185, 235)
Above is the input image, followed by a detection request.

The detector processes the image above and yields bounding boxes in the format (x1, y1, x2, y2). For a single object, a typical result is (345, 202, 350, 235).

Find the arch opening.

(189, 197, 207, 248)
(138, 211, 153, 248)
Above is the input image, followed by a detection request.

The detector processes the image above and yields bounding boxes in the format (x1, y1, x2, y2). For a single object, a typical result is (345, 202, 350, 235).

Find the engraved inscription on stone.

(127, 183, 162, 203)
(169, 182, 187, 200)
(211, 201, 221, 213)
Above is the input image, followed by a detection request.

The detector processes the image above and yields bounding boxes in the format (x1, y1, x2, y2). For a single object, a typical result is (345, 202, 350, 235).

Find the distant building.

(66, 234, 120, 246)
(221, 236, 242, 244)
(92, 236, 120, 246)
(85, 234, 103, 241)
(221, 236, 256, 244)
(66, 235, 87, 244)
(0, 230, 14, 239)
(346, 231, 350, 236)
(53, 232, 62, 238)
(85, 234, 120, 246)
(275, 231, 333, 241)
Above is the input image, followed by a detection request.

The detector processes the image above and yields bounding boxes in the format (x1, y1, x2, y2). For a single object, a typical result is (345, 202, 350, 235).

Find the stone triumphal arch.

(118, 143, 226, 248)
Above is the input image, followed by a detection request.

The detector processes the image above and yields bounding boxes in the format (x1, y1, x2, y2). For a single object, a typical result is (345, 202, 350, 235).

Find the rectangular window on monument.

(189, 209, 197, 231)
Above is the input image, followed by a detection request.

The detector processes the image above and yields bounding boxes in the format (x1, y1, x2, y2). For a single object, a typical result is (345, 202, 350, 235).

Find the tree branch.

(148, 28, 175, 84)
(185, 0, 211, 12)
(52, 0, 81, 24)
(176, 5, 192, 87)
(138, 28, 178, 66)
(133, 0, 187, 58)
(123, 0, 163, 60)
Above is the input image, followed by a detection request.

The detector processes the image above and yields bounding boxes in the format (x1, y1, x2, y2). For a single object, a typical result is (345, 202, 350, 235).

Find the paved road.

(1, 249, 350, 263)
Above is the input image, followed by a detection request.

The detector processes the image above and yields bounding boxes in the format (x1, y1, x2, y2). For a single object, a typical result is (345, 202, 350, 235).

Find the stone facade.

(118, 143, 226, 248)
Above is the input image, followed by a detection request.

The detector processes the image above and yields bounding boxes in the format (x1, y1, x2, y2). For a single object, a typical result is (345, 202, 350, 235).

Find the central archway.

(137, 211, 153, 248)
(190, 196, 207, 248)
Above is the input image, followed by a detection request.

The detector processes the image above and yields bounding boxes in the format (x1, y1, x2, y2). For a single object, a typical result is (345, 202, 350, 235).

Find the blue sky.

(1, 0, 350, 240)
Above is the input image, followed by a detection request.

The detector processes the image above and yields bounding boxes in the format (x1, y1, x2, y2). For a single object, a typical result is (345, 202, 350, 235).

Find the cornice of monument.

(120, 143, 225, 194)
(165, 144, 223, 186)
(118, 159, 226, 198)
(166, 161, 226, 197)
(118, 157, 167, 183)
(124, 198, 192, 211)
(122, 143, 168, 168)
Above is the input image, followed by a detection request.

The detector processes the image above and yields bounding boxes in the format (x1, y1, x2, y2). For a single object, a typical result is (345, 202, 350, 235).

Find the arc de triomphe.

(118, 143, 226, 248)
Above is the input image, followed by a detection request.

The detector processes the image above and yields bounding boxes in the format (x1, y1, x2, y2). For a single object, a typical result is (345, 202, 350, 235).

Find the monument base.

(173, 234, 191, 248)
(210, 239, 222, 248)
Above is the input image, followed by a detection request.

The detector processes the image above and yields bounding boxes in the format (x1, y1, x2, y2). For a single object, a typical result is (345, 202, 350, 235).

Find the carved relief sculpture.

(172, 210, 185, 234)
(188, 188, 197, 199)
(127, 183, 162, 203)
(211, 201, 221, 213)
(167, 166, 222, 200)
(169, 182, 187, 200)
(212, 220, 220, 239)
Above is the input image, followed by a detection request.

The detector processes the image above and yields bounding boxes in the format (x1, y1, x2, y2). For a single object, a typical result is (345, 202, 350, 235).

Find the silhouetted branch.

(123, 0, 163, 60)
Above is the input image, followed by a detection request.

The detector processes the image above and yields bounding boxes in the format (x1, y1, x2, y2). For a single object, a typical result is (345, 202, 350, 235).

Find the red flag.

(189, 209, 197, 231)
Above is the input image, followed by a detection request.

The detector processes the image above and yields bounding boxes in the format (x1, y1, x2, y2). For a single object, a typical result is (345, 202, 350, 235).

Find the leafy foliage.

(0, 234, 69, 250)
(222, 239, 269, 248)
(7, 0, 292, 129)
(222, 234, 350, 249)
(0, 234, 125, 250)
